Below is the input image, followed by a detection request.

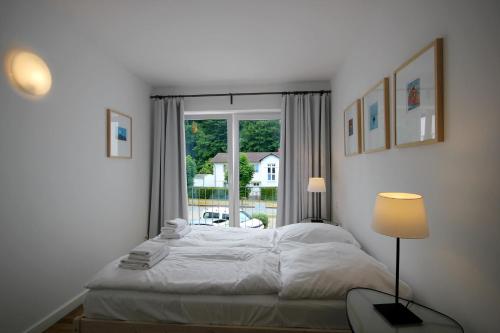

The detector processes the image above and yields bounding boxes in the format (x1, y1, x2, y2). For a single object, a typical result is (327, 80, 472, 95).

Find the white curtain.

(148, 98, 188, 238)
(276, 93, 332, 227)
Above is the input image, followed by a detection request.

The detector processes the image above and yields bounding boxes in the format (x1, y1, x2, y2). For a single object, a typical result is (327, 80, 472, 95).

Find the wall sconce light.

(5, 50, 52, 97)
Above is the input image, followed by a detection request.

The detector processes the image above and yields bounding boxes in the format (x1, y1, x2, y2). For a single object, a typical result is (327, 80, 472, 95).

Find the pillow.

(279, 242, 412, 299)
(276, 223, 360, 248)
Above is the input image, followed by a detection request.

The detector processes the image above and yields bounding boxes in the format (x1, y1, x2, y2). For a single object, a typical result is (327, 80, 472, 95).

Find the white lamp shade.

(372, 192, 429, 239)
(307, 177, 326, 193)
(6, 50, 52, 96)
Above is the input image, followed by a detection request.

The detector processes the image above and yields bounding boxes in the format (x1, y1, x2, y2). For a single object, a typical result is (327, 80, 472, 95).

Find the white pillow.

(279, 242, 412, 299)
(276, 223, 360, 248)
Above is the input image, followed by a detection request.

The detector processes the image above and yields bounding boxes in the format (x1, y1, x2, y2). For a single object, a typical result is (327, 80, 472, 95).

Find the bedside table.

(346, 288, 463, 333)
(299, 218, 339, 226)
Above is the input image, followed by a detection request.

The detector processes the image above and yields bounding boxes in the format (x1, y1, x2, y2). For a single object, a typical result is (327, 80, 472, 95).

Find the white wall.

(0, 1, 151, 332)
(331, 1, 500, 332)
(214, 163, 226, 187)
(153, 81, 330, 111)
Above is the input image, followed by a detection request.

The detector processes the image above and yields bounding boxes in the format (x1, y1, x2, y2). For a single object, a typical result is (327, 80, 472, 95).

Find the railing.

(187, 186, 278, 229)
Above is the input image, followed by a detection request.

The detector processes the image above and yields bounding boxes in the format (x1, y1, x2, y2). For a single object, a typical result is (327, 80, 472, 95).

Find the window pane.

(239, 119, 281, 229)
(185, 119, 230, 227)
(240, 211, 249, 222)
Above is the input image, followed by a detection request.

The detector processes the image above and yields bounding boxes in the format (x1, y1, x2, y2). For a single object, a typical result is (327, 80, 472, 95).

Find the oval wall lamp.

(5, 49, 52, 97)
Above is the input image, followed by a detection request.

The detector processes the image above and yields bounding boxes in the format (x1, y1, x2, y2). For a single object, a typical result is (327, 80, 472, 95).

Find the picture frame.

(344, 99, 362, 156)
(362, 78, 390, 153)
(394, 38, 444, 147)
(107, 109, 132, 158)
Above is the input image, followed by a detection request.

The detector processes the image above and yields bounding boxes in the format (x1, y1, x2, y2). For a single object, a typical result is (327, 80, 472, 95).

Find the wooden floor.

(44, 306, 83, 333)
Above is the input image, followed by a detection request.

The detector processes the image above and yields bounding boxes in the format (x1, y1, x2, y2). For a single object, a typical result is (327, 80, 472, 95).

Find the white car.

(191, 208, 264, 229)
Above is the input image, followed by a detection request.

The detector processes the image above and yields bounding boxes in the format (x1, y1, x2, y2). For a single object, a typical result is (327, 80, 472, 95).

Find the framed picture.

(107, 109, 132, 158)
(362, 78, 390, 153)
(344, 99, 362, 156)
(394, 38, 444, 147)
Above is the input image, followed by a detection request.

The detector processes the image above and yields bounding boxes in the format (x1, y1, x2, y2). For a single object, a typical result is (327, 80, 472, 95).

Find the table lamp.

(371, 192, 429, 325)
(307, 177, 326, 222)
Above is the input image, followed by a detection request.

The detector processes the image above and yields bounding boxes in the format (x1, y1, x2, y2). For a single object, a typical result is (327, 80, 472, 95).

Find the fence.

(187, 186, 278, 228)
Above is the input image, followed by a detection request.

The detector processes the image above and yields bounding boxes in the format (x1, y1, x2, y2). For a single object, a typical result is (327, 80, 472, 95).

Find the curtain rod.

(150, 90, 331, 100)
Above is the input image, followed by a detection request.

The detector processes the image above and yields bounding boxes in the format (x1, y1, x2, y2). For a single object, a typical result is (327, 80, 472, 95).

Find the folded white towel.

(119, 248, 168, 270)
(124, 247, 169, 263)
(118, 263, 148, 270)
(161, 223, 186, 233)
(129, 240, 165, 257)
(164, 218, 188, 229)
(160, 225, 192, 239)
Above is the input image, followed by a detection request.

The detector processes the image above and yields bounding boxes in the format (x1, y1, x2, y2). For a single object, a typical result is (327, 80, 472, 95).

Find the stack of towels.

(119, 241, 169, 270)
(160, 218, 191, 239)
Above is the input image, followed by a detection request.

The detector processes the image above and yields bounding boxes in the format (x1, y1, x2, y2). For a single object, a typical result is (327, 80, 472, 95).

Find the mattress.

(84, 289, 349, 330)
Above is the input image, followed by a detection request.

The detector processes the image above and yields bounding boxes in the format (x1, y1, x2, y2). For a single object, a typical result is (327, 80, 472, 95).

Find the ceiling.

(56, 0, 375, 87)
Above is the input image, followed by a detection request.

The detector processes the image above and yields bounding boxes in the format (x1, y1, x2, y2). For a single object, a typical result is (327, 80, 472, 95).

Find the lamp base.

(373, 303, 422, 326)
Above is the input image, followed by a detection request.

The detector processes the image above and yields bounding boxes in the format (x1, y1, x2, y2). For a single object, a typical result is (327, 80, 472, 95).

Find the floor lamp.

(371, 192, 429, 325)
(307, 177, 326, 222)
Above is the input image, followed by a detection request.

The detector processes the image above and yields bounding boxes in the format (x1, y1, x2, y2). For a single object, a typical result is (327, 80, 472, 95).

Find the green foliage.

(185, 155, 197, 187)
(260, 187, 278, 201)
(239, 153, 254, 198)
(185, 120, 227, 173)
(221, 153, 255, 198)
(188, 187, 228, 200)
(185, 121, 197, 159)
(199, 161, 214, 174)
(252, 213, 269, 229)
(184, 120, 280, 186)
(240, 187, 252, 199)
(240, 120, 280, 152)
(184, 119, 281, 167)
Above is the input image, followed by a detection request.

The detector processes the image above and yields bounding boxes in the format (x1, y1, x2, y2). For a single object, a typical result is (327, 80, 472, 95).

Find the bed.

(75, 224, 411, 333)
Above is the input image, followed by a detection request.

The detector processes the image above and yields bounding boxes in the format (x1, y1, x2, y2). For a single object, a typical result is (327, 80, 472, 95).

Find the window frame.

(267, 163, 276, 181)
(185, 109, 281, 227)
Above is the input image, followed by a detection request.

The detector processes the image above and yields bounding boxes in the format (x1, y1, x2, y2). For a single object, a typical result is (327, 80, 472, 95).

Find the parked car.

(191, 208, 263, 228)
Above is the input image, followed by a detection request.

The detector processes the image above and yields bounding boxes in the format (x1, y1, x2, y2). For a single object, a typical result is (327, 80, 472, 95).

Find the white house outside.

(193, 152, 280, 191)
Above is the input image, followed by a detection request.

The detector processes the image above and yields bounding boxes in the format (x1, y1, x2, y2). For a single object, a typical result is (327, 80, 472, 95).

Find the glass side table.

(346, 288, 463, 333)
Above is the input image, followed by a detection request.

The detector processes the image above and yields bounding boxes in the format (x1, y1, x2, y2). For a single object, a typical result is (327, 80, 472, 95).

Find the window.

(240, 211, 250, 222)
(203, 212, 220, 219)
(267, 163, 276, 181)
(185, 113, 280, 229)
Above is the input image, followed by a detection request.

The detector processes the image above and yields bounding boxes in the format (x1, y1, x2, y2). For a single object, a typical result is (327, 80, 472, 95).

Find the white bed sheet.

(84, 289, 349, 330)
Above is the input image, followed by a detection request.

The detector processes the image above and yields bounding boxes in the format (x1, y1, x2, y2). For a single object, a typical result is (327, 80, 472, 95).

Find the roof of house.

(211, 152, 279, 163)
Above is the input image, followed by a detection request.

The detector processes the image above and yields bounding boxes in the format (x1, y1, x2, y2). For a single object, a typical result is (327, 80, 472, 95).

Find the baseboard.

(23, 289, 88, 333)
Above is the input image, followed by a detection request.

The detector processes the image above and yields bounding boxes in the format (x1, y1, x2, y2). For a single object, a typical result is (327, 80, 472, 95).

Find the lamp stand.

(373, 237, 423, 325)
(311, 192, 322, 222)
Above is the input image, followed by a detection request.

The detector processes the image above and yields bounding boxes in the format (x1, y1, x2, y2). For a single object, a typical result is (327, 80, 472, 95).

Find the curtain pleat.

(148, 98, 188, 238)
(276, 93, 331, 226)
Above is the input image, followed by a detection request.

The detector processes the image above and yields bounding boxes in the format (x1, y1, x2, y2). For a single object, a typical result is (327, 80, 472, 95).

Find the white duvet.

(86, 246, 281, 295)
(279, 242, 411, 299)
